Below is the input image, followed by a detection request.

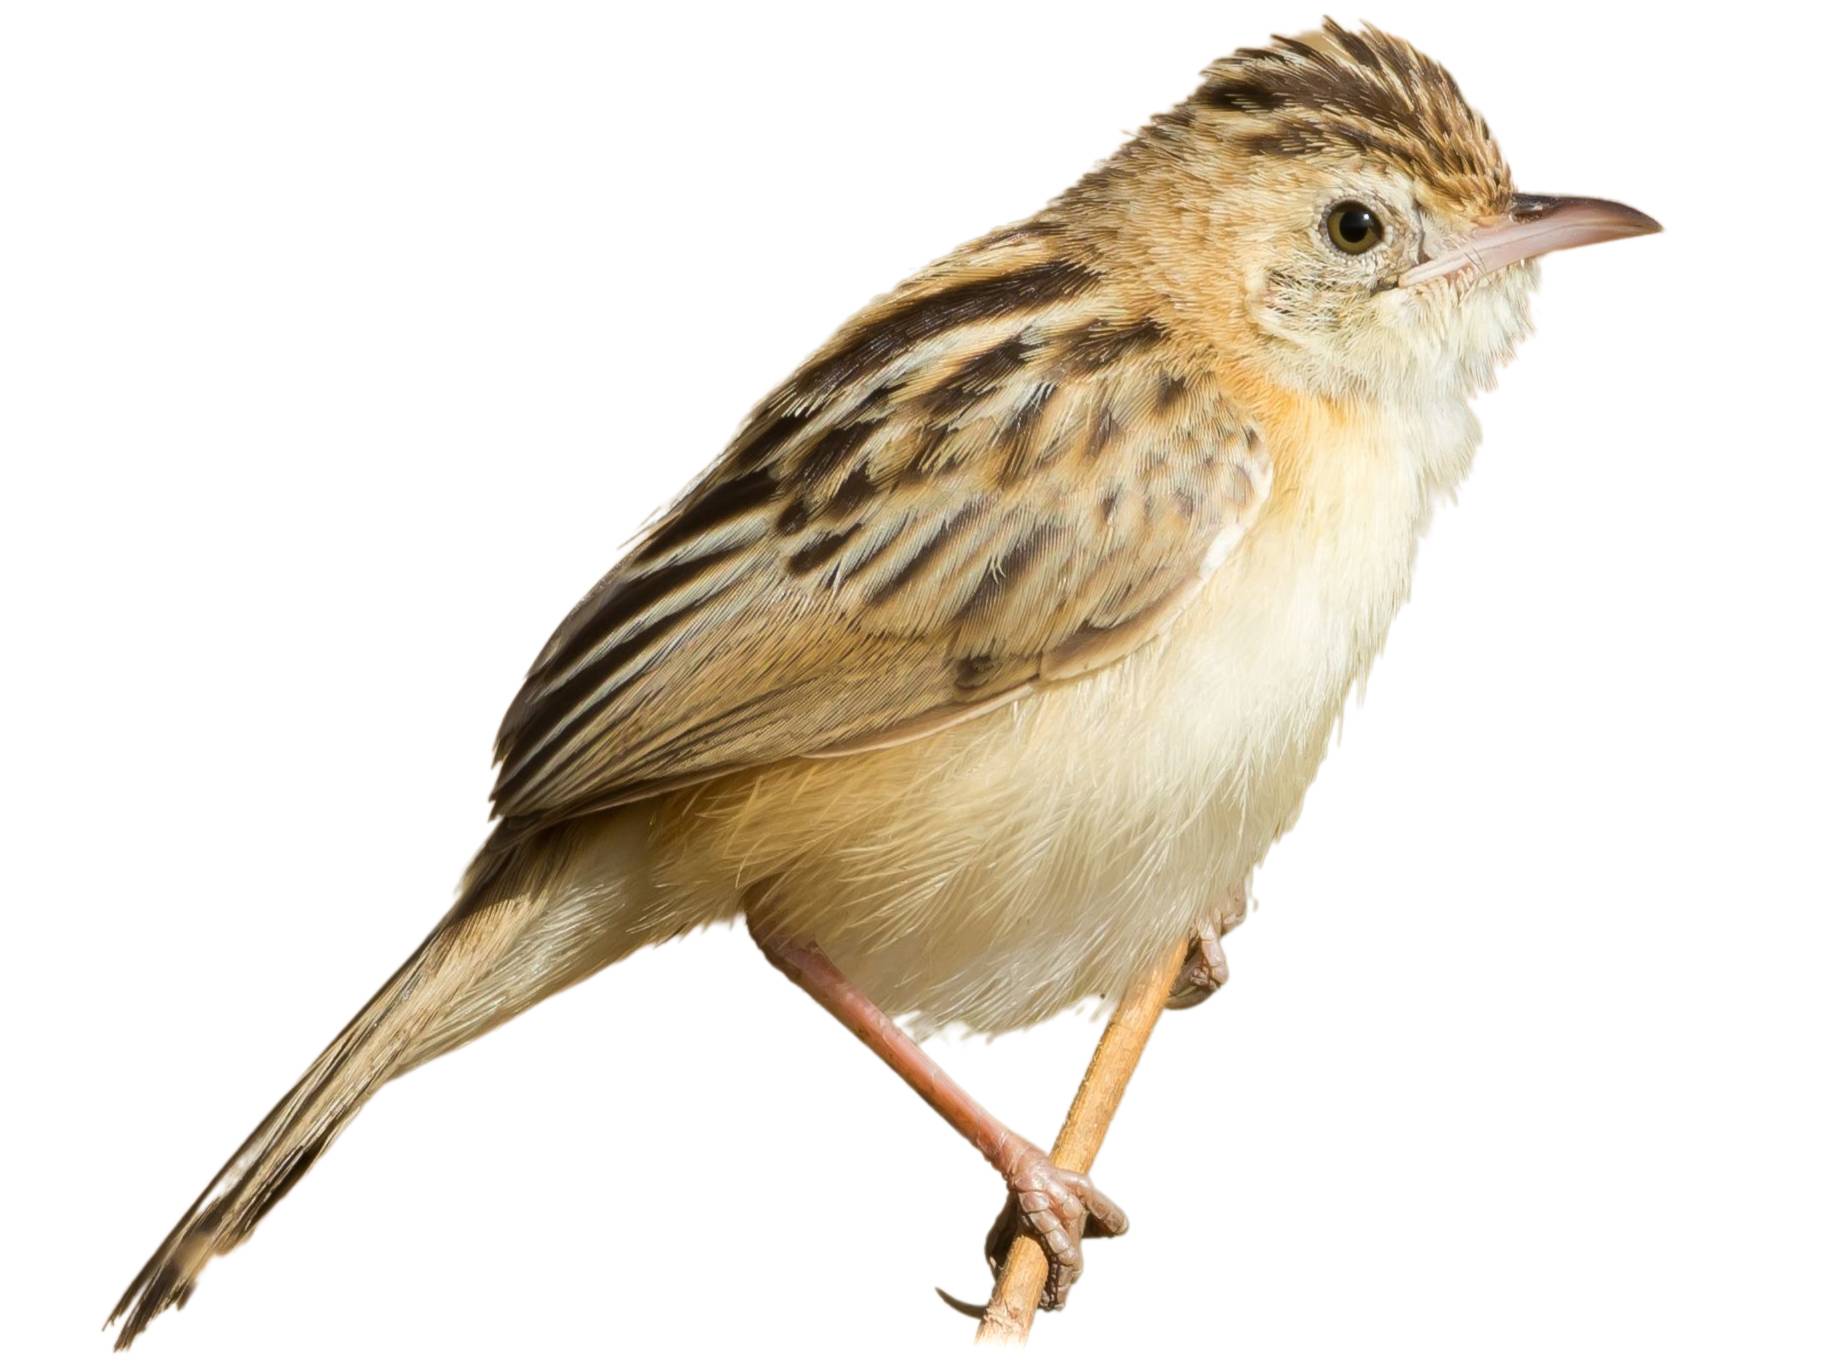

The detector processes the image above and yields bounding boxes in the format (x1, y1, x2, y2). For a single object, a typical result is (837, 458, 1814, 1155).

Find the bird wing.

(490, 235, 1271, 831)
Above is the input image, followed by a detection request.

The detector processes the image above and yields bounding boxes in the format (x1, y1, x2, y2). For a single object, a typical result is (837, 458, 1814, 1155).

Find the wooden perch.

(974, 938, 1188, 1344)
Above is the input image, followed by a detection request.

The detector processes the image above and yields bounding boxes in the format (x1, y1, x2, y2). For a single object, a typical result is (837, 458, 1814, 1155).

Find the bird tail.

(108, 815, 663, 1350)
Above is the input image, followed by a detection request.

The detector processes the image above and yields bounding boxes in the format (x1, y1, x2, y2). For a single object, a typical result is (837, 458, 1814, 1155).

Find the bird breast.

(651, 392, 1481, 1034)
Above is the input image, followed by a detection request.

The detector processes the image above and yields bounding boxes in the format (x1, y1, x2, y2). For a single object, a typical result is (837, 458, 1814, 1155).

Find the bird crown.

(1191, 20, 1513, 214)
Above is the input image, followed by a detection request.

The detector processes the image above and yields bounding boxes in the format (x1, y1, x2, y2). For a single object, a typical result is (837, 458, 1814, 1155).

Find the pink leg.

(750, 922, 1127, 1307)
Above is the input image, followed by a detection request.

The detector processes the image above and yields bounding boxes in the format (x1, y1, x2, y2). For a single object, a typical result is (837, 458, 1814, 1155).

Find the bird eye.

(1325, 201, 1384, 255)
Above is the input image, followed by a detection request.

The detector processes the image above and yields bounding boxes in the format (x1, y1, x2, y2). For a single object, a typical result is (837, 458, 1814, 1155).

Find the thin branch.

(974, 938, 1187, 1344)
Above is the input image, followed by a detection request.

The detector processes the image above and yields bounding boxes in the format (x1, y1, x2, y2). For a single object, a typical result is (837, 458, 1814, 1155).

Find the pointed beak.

(1398, 194, 1661, 289)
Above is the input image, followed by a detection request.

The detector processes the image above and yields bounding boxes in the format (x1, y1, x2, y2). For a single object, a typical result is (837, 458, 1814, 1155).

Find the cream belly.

(642, 398, 1478, 1034)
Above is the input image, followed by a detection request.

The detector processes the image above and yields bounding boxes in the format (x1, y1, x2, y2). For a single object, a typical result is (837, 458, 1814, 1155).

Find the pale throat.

(1216, 382, 1482, 707)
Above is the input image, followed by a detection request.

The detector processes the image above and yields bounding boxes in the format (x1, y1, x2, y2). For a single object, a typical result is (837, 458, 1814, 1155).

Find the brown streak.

(728, 411, 809, 470)
(1058, 316, 1166, 373)
(866, 502, 985, 607)
(522, 543, 746, 692)
(995, 384, 1059, 486)
(634, 467, 778, 565)
(793, 419, 884, 489)
(1084, 404, 1120, 464)
(494, 602, 711, 805)
(924, 334, 1036, 420)
(787, 525, 860, 577)
(950, 525, 1051, 624)
(790, 260, 1099, 398)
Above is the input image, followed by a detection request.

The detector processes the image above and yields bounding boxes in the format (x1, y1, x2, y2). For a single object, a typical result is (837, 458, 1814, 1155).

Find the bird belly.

(650, 411, 1457, 1034)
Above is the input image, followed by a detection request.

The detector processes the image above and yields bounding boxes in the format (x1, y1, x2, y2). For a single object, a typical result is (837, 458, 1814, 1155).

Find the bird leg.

(1167, 879, 1251, 1010)
(748, 921, 1128, 1308)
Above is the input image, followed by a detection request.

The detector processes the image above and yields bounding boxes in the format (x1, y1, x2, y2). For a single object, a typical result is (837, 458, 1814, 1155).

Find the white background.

(4, 3, 1817, 1362)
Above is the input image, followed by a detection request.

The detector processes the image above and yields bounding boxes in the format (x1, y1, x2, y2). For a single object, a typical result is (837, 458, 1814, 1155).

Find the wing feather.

(491, 227, 1270, 831)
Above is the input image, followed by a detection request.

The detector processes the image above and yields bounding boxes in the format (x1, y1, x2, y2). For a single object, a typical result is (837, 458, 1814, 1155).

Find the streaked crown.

(1194, 20, 1513, 215)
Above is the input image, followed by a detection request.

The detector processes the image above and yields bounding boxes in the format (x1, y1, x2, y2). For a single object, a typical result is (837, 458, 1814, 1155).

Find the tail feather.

(110, 883, 541, 1348)
(109, 814, 666, 1349)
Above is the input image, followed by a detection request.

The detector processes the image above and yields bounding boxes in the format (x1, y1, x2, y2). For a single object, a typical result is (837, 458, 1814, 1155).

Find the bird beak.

(1398, 194, 1661, 289)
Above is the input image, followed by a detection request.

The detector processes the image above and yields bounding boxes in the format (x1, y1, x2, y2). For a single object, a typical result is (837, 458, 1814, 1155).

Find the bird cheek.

(1247, 269, 1308, 342)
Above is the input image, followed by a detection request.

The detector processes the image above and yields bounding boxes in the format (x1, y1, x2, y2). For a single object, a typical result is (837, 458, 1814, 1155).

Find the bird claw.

(934, 1285, 988, 1318)
(1168, 931, 1229, 1008)
(1167, 882, 1250, 1009)
(982, 1150, 1128, 1311)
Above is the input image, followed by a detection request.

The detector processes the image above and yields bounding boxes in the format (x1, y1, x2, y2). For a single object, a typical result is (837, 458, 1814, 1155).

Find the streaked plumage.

(490, 243, 1269, 825)
(112, 21, 1659, 1347)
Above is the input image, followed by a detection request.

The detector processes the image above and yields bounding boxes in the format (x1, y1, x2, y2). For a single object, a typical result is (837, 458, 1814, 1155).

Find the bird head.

(1086, 21, 1659, 403)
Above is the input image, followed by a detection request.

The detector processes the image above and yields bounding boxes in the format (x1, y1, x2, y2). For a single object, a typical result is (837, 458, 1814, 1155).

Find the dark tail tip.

(108, 1228, 208, 1351)
(108, 1125, 333, 1348)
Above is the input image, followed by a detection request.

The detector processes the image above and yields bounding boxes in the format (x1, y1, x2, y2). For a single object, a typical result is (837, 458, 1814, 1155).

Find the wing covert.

(491, 229, 1270, 830)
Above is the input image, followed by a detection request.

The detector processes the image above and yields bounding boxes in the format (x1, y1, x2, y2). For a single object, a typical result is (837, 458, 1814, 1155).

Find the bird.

(109, 19, 1659, 1347)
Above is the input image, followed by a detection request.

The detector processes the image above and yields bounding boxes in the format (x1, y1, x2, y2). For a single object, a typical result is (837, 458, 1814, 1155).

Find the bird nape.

(110, 19, 1657, 1349)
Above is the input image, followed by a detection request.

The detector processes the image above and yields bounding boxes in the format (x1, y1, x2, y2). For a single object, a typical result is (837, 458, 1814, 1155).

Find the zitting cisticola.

(111, 21, 1658, 1346)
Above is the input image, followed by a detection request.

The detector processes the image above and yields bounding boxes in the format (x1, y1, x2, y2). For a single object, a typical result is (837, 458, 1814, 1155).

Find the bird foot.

(982, 1144, 1128, 1310)
(1167, 881, 1250, 1009)
(1168, 930, 1228, 1008)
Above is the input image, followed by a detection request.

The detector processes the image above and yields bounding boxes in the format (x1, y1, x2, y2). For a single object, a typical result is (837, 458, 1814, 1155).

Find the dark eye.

(1325, 201, 1384, 255)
